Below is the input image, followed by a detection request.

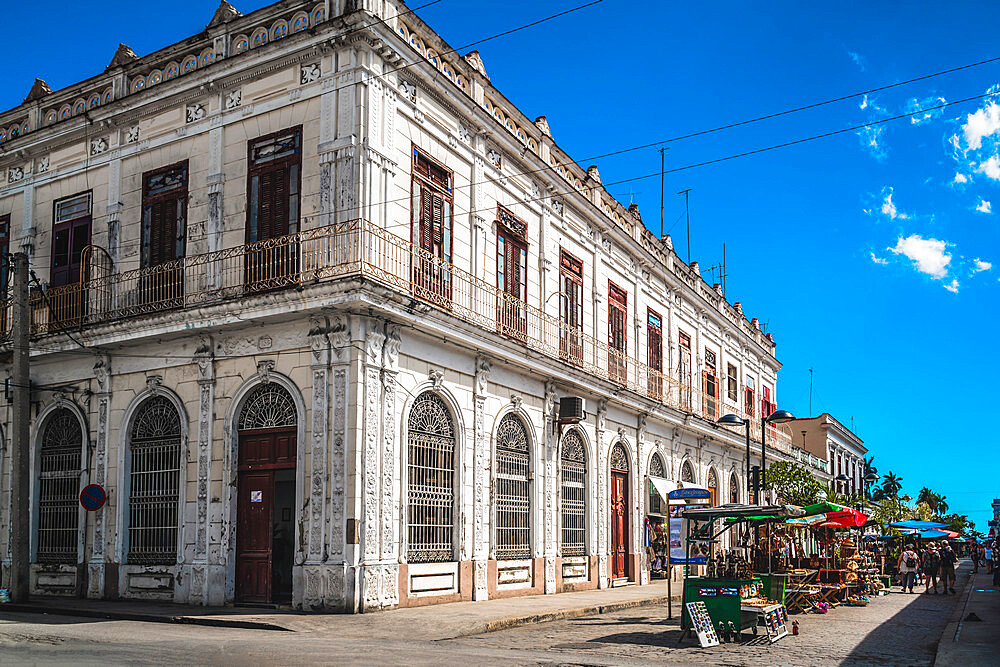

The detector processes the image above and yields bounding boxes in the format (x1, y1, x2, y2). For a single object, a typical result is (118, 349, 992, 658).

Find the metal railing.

(6, 219, 794, 449)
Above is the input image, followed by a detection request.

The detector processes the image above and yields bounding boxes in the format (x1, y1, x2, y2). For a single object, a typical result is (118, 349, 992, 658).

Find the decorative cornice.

(107, 43, 140, 70)
(23, 78, 52, 103)
(207, 0, 243, 29)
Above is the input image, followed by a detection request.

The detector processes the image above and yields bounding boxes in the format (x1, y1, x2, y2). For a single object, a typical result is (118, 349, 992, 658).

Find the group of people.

(896, 540, 958, 594)
(969, 540, 994, 575)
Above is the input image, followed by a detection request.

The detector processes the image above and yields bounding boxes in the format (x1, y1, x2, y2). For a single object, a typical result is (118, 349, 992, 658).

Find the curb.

(0, 604, 293, 632)
(932, 562, 974, 667)
(468, 594, 676, 638)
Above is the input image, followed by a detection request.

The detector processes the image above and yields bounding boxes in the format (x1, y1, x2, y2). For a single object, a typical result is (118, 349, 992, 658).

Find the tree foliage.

(764, 461, 823, 506)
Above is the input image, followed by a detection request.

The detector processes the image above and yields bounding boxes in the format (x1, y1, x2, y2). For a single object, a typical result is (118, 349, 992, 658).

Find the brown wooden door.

(236, 428, 297, 604)
(608, 282, 627, 385)
(236, 469, 273, 603)
(50, 216, 91, 327)
(246, 129, 301, 292)
(610, 470, 629, 579)
(497, 227, 527, 340)
(559, 250, 583, 365)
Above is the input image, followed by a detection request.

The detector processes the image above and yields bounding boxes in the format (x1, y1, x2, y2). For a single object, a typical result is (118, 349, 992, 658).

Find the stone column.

(379, 324, 401, 608)
(637, 414, 649, 585)
(472, 356, 491, 600)
(596, 400, 608, 588)
(192, 337, 215, 605)
(87, 357, 111, 599)
(304, 316, 330, 609)
(360, 324, 384, 611)
(543, 382, 558, 594)
(326, 314, 350, 608)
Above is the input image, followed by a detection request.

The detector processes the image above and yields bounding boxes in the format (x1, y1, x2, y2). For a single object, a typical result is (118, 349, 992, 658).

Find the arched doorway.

(609, 442, 630, 581)
(37, 408, 84, 564)
(235, 383, 297, 604)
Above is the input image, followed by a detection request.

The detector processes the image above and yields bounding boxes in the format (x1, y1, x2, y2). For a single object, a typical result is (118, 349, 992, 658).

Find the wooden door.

(559, 250, 583, 364)
(236, 428, 297, 604)
(236, 469, 273, 603)
(50, 215, 91, 327)
(497, 227, 527, 340)
(610, 470, 629, 579)
(608, 282, 627, 385)
(246, 129, 301, 292)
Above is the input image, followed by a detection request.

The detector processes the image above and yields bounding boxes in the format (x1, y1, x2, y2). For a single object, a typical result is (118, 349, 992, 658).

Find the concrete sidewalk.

(934, 568, 999, 666)
(1, 581, 678, 639)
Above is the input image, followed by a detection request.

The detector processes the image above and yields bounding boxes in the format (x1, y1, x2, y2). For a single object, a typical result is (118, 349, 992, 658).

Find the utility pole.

(10, 252, 30, 603)
(677, 188, 691, 263)
(808, 368, 814, 416)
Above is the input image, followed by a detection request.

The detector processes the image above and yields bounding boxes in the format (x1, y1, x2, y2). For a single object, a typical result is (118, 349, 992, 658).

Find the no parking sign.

(79, 484, 106, 511)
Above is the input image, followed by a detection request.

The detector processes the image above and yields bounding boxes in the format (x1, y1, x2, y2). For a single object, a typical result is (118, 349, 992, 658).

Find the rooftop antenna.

(677, 188, 692, 262)
(721, 243, 728, 298)
(659, 148, 668, 238)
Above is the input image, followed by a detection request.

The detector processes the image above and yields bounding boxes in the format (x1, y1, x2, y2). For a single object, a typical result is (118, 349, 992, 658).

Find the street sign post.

(79, 484, 107, 512)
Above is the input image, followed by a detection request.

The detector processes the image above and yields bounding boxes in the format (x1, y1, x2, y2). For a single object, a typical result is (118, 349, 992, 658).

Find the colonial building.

(788, 414, 864, 495)
(0, 0, 804, 611)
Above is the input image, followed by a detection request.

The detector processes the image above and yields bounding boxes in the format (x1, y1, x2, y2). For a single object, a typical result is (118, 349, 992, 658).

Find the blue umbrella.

(889, 520, 948, 530)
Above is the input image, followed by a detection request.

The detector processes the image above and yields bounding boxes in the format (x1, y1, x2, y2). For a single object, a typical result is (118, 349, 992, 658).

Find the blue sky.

(4, 1, 997, 533)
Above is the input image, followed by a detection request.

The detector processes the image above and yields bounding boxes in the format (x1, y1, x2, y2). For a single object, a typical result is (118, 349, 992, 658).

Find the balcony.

(2, 219, 794, 450)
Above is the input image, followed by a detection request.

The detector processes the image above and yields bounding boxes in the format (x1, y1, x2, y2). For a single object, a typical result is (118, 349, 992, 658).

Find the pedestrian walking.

(939, 539, 957, 594)
(897, 543, 920, 593)
(987, 543, 994, 574)
(971, 542, 979, 574)
(922, 542, 941, 594)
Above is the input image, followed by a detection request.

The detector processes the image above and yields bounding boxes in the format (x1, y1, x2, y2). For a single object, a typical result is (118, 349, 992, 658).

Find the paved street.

(0, 565, 985, 665)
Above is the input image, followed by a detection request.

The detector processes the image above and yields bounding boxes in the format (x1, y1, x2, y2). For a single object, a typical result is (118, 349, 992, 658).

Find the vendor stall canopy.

(889, 520, 948, 530)
(681, 503, 806, 520)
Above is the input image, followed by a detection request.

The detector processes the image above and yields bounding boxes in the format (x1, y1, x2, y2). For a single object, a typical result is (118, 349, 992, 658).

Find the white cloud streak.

(974, 258, 992, 272)
(962, 101, 1000, 151)
(976, 199, 992, 213)
(888, 234, 952, 279)
(954, 172, 969, 184)
(944, 279, 960, 293)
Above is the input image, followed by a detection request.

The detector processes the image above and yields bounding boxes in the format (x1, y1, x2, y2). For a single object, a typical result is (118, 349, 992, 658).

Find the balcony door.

(559, 250, 583, 365)
(496, 206, 528, 340)
(647, 309, 662, 400)
(608, 282, 627, 385)
(140, 162, 187, 309)
(246, 128, 301, 291)
(50, 192, 92, 327)
(411, 148, 453, 307)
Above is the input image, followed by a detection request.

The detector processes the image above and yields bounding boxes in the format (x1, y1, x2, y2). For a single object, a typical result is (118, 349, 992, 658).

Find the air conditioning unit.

(558, 396, 586, 423)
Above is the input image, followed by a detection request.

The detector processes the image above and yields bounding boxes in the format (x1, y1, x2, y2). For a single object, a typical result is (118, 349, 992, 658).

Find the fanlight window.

(648, 452, 667, 516)
(495, 414, 530, 560)
(560, 430, 586, 556)
(681, 460, 695, 483)
(37, 408, 83, 563)
(128, 396, 182, 564)
(239, 383, 296, 430)
(406, 393, 456, 562)
(610, 443, 629, 472)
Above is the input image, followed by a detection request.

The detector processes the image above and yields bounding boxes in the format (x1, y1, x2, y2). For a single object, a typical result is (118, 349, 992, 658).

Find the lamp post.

(718, 413, 751, 503)
(719, 408, 794, 505)
(760, 409, 795, 502)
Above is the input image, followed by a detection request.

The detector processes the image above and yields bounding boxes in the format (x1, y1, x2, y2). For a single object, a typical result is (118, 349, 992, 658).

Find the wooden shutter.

(148, 201, 168, 266)
(431, 192, 444, 257)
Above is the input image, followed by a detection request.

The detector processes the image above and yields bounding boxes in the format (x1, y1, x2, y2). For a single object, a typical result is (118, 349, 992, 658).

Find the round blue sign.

(80, 484, 106, 511)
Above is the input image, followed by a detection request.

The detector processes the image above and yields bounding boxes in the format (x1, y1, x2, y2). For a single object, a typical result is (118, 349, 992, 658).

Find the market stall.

(677, 503, 804, 646)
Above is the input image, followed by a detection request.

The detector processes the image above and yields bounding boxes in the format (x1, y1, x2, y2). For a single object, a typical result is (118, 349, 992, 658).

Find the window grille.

(560, 430, 586, 556)
(238, 384, 296, 430)
(681, 460, 695, 483)
(648, 453, 667, 516)
(406, 393, 456, 563)
(37, 408, 82, 564)
(128, 396, 182, 564)
(495, 414, 531, 560)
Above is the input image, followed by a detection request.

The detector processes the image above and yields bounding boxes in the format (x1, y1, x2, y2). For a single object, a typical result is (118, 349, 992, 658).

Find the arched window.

(495, 414, 530, 560)
(37, 408, 82, 563)
(610, 443, 629, 472)
(238, 384, 296, 430)
(730, 472, 740, 504)
(406, 393, 455, 562)
(128, 396, 182, 563)
(559, 430, 586, 556)
(648, 452, 667, 516)
(707, 468, 719, 506)
(681, 460, 694, 483)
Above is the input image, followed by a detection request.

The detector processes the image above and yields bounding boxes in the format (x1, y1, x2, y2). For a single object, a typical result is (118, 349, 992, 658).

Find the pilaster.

(596, 399, 608, 588)
(543, 382, 558, 594)
(87, 356, 111, 599)
(360, 322, 384, 611)
(472, 356, 491, 600)
(192, 337, 215, 605)
(379, 323, 400, 608)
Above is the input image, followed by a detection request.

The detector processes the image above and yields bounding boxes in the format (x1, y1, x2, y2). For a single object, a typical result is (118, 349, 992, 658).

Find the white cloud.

(906, 96, 947, 125)
(962, 101, 1000, 151)
(974, 258, 992, 272)
(978, 155, 1000, 180)
(954, 172, 969, 184)
(858, 125, 887, 160)
(849, 51, 867, 71)
(976, 199, 992, 213)
(877, 188, 909, 220)
(944, 279, 960, 293)
(870, 252, 888, 265)
(888, 234, 952, 279)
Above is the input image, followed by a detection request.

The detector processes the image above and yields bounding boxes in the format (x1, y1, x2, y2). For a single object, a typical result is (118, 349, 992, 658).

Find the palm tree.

(918, 486, 935, 508)
(863, 455, 877, 476)
(881, 472, 902, 497)
(937, 495, 949, 516)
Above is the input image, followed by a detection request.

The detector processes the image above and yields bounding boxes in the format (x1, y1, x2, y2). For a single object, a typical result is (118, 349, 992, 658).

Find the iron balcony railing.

(4, 219, 794, 451)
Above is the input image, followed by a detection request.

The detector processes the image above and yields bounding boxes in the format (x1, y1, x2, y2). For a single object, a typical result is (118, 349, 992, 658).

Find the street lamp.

(719, 407, 795, 505)
(718, 413, 751, 503)
(760, 409, 795, 501)
(835, 473, 850, 496)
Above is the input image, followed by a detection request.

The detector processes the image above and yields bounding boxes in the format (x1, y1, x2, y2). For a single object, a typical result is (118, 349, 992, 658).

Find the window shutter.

(420, 186, 433, 252)
(432, 193, 444, 253)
